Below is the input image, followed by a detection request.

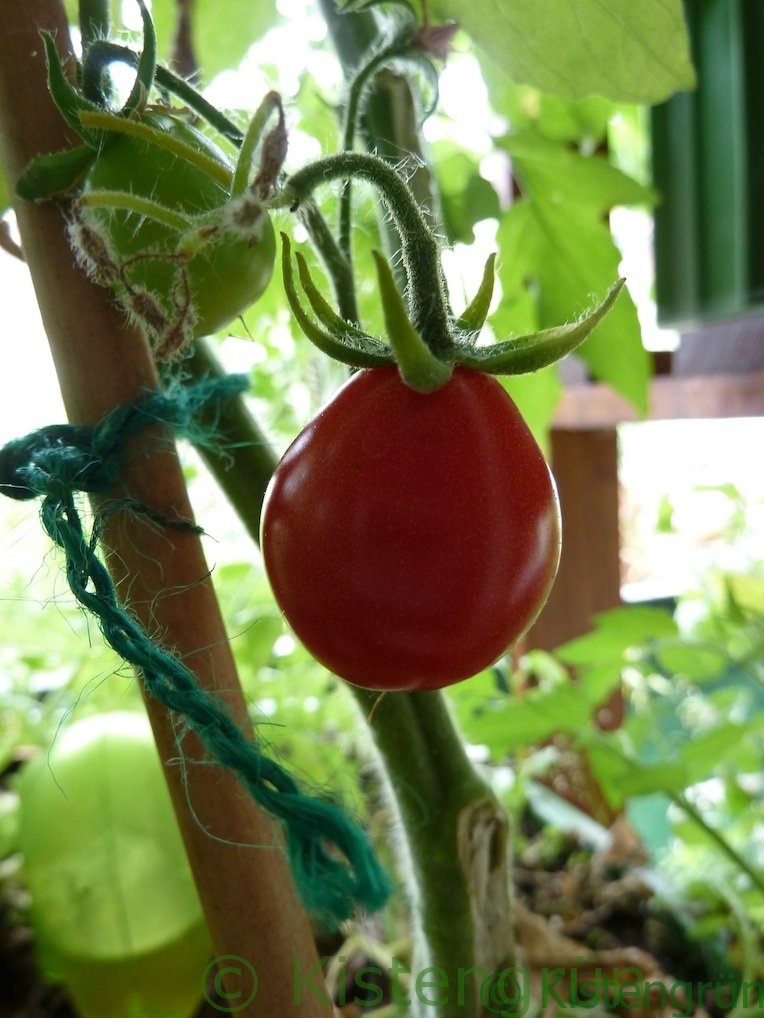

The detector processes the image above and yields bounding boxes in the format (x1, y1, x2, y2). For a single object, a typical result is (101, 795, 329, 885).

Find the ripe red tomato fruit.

(261, 366, 561, 692)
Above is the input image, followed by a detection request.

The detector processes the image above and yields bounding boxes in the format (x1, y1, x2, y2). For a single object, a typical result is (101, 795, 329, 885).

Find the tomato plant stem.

(78, 0, 110, 57)
(0, 4, 331, 1013)
(185, 338, 279, 542)
(318, 0, 440, 296)
(337, 22, 417, 264)
(353, 687, 513, 1018)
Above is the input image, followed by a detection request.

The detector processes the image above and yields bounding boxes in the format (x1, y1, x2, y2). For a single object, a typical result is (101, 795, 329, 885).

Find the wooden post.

(0, 3, 332, 1014)
(530, 429, 622, 656)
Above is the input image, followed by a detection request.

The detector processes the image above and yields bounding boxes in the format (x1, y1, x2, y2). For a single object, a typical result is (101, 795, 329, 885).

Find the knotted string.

(0, 375, 391, 927)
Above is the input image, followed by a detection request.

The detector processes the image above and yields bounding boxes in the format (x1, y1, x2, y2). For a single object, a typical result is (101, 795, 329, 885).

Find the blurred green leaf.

(453, 669, 616, 756)
(430, 0, 696, 103)
(501, 131, 656, 212)
(495, 131, 653, 412)
(557, 605, 678, 668)
(655, 642, 728, 682)
(435, 147, 500, 244)
(480, 62, 616, 145)
(499, 366, 561, 456)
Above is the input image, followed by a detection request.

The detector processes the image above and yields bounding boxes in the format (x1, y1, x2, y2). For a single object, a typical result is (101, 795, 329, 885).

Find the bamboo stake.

(0, 3, 332, 1014)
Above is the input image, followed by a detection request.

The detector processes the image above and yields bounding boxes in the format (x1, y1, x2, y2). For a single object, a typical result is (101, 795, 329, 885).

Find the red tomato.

(260, 366, 561, 691)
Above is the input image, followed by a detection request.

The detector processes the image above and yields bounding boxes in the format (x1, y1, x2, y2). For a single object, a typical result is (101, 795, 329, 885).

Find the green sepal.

(119, 0, 157, 118)
(281, 235, 393, 369)
(41, 33, 105, 147)
(294, 252, 385, 351)
(453, 253, 496, 338)
(77, 111, 232, 188)
(372, 250, 453, 392)
(455, 278, 625, 376)
(78, 189, 193, 232)
(16, 145, 96, 202)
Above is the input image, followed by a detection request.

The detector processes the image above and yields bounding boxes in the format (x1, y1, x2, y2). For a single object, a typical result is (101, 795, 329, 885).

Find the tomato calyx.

(279, 152, 625, 393)
(16, 0, 282, 360)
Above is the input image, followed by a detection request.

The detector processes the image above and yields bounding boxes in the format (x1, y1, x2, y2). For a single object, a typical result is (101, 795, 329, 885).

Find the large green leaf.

(557, 605, 678, 667)
(500, 367, 562, 455)
(494, 131, 654, 411)
(435, 145, 501, 244)
(431, 0, 696, 103)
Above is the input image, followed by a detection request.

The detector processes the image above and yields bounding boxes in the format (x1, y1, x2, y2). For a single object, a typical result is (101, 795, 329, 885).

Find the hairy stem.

(184, 339, 278, 542)
(285, 152, 452, 358)
(353, 688, 512, 1018)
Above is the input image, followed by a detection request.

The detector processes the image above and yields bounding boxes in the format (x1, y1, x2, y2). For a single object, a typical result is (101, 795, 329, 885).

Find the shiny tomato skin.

(82, 113, 275, 338)
(261, 366, 561, 692)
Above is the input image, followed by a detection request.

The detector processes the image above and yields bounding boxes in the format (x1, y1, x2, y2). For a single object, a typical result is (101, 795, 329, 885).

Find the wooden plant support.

(0, 3, 332, 1014)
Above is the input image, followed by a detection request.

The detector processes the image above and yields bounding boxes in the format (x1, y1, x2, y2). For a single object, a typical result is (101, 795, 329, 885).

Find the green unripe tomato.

(80, 112, 276, 339)
(17, 711, 210, 1018)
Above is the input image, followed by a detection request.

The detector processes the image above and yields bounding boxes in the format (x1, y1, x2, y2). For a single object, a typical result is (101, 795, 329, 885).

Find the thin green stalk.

(78, 110, 233, 186)
(232, 92, 281, 197)
(299, 202, 360, 325)
(318, 0, 442, 294)
(669, 792, 764, 897)
(338, 36, 415, 262)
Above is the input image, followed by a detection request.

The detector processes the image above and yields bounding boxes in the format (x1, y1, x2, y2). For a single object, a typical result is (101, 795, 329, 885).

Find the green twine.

(0, 375, 392, 928)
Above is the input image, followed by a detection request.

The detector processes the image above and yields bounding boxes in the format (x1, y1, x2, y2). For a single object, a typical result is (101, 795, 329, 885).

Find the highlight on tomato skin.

(260, 365, 562, 692)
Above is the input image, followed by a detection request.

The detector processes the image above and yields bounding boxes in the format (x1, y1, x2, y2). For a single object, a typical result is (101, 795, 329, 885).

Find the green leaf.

(471, 684, 594, 754)
(675, 723, 756, 787)
(430, 0, 696, 103)
(655, 642, 728, 682)
(40, 33, 104, 146)
(589, 742, 688, 802)
(557, 605, 677, 668)
(480, 66, 616, 146)
(500, 131, 657, 213)
(495, 133, 653, 411)
(500, 367, 562, 455)
(435, 147, 501, 245)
